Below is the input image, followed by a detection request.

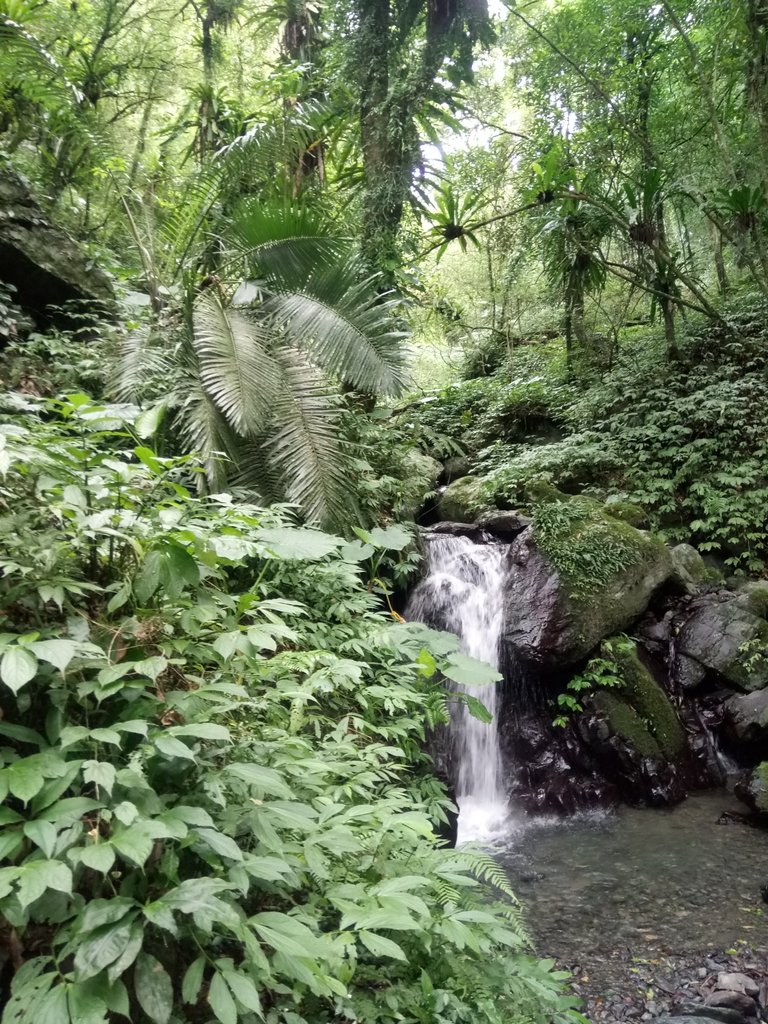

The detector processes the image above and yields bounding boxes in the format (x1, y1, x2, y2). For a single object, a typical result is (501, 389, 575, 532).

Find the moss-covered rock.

(399, 450, 443, 520)
(504, 496, 672, 666)
(603, 501, 648, 529)
(735, 761, 768, 817)
(670, 543, 708, 594)
(590, 690, 662, 759)
(436, 475, 490, 524)
(610, 641, 687, 759)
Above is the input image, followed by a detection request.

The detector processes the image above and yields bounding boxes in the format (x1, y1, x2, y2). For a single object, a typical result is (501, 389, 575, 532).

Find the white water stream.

(406, 533, 509, 842)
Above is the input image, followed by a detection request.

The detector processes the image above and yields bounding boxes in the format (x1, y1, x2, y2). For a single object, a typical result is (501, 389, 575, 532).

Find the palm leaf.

(110, 327, 178, 403)
(263, 260, 408, 397)
(266, 345, 354, 528)
(230, 198, 351, 283)
(174, 372, 238, 491)
(192, 291, 279, 435)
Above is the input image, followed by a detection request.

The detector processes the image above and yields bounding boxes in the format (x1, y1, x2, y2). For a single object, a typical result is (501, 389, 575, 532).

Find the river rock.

(715, 974, 760, 998)
(475, 509, 532, 537)
(734, 763, 768, 816)
(436, 475, 490, 524)
(0, 163, 114, 330)
(723, 691, 768, 752)
(675, 1010, 753, 1024)
(670, 543, 709, 593)
(705, 991, 757, 1016)
(674, 594, 768, 692)
(503, 498, 672, 667)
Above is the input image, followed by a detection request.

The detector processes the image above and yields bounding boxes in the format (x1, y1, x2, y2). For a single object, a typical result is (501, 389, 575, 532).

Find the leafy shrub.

(0, 395, 583, 1024)
(553, 635, 631, 727)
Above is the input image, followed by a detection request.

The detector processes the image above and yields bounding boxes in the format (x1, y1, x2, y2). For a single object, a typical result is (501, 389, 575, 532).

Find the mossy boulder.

(579, 640, 689, 805)
(670, 543, 708, 594)
(400, 450, 443, 520)
(735, 762, 768, 817)
(603, 500, 648, 529)
(504, 496, 672, 666)
(675, 593, 768, 692)
(436, 475, 490, 524)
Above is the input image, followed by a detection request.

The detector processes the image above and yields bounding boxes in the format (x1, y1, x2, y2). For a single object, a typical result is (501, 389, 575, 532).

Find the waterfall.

(406, 532, 509, 842)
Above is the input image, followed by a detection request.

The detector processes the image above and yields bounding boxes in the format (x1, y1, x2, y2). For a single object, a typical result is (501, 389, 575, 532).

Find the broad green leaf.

(208, 971, 237, 1024)
(36, 797, 103, 825)
(256, 527, 343, 560)
(358, 930, 407, 961)
(222, 969, 263, 1014)
(225, 763, 292, 797)
(134, 403, 166, 439)
(194, 828, 243, 861)
(23, 819, 57, 858)
(30, 640, 78, 673)
(17, 860, 73, 908)
(36, 982, 69, 1024)
(135, 952, 173, 1024)
(154, 734, 196, 761)
(80, 897, 136, 933)
(442, 652, 502, 687)
(181, 956, 205, 1005)
(78, 842, 116, 873)
(250, 912, 326, 959)
(368, 524, 412, 550)
(168, 722, 230, 741)
(67, 982, 109, 1024)
(74, 918, 137, 981)
(0, 722, 45, 746)
(1, 647, 38, 693)
(82, 760, 117, 795)
(106, 919, 144, 983)
(462, 693, 493, 724)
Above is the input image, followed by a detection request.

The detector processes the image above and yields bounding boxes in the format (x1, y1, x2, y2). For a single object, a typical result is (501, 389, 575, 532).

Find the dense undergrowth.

(0, 395, 582, 1024)
(409, 298, 768, 574)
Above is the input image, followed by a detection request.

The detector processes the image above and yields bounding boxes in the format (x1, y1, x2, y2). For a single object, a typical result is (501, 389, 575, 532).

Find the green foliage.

(530, 497, 644, 599)
(553, 635, 630, 727)
(0, 394, 583, 1024)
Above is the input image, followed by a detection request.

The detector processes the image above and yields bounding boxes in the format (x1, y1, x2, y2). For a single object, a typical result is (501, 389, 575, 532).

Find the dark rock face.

(674, 593, 768, 692)
(723, 691, 768, 753)
(0, 164, 114, 330)
(475, 509, 532, 538)
(734, 763, 768, 816)
(503, 524, 672, 668)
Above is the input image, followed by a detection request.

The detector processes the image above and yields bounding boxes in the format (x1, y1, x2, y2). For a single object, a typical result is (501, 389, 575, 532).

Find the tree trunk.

(713, 226, 730, 295)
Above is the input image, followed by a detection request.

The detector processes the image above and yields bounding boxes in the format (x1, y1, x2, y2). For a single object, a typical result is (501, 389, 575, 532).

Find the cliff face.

(0, 163, 114, 334)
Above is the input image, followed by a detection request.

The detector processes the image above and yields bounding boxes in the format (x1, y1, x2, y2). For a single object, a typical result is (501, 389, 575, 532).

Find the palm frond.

(230, 198, 351, 284)
(174, 373, 238, 491)
(264, 260, 408, 397)
(192, 291, 279, 435)
(110, 327, 178, 403)
(266, 345, 354, 528)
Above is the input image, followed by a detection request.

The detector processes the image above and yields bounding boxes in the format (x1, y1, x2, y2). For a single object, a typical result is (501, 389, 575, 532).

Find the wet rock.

(475, 509, 532, 537)
(436, 475, 490, 524)
(426, 521, 491, 540)
(0, 163, 114, 331)
(723, 691, 768, 753)
(503, 500, 672, 667)
(670, 544, 709, 594)
(734, 762, 768, 817)
(715, 974, 759, 998)
(674, 594, 768, 692)
(676, 1011, 753, 1024)
(443, 455, 470, 482)
(705, 990, 757, 1016)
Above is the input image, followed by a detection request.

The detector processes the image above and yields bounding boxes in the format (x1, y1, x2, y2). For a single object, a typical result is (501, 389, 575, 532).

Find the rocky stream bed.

(498, 792, 768, 1023)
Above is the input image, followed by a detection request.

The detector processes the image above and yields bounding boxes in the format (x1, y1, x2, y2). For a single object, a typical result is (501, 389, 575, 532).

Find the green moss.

(612, 642, 687, 759)
(591, 691, 662, 759)
(604, 501, 649, 529)
(437, 475, 490, 523)
(531, 495, 663, 599)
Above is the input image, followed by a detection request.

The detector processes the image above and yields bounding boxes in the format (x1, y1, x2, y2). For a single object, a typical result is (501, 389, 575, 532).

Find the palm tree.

(114, 199, 407, 529)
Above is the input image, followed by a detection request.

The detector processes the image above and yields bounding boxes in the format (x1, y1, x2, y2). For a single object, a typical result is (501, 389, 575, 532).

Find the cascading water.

(405, 532, 510, 842)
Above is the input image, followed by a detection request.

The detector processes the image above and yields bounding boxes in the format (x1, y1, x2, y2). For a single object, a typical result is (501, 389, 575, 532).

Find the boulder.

(400, 450, 443, 520)
(503, 498, 672, 667)
(577, 640, 690, 804)
(674, 594, 768, 692)
(670, 543, 709, 593)
(735, 762, 768, 816)
(665, 1014, 752, 1024)
(436, 475, 490, 524)
(443, 455, 470, 482)
(0, 162, 114, 331)
(475, 509, 532, 538)
(716, 974, 760, 998)
(705, 991, 757, 1017)
(723, 690, 768, 751)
